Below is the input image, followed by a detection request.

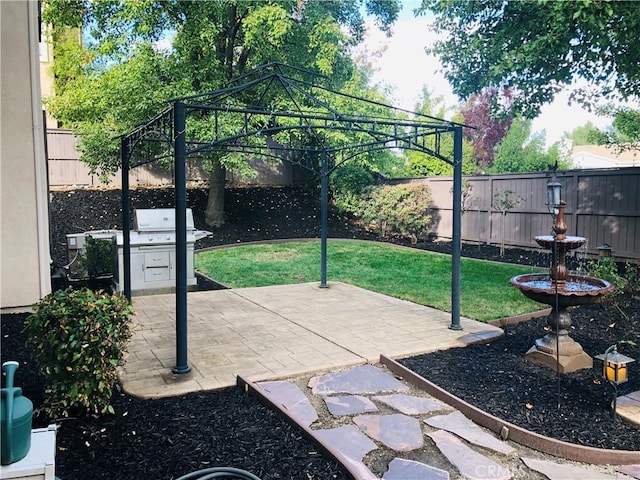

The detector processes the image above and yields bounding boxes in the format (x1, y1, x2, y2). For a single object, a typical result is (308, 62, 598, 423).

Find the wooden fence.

(387, 169, 640, 262)
(46, 129, 302, 187)
(47, 129, 639, 261)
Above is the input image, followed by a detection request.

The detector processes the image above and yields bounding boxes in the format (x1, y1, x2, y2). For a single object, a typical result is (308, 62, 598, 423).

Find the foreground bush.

(25, 288, 134, 418)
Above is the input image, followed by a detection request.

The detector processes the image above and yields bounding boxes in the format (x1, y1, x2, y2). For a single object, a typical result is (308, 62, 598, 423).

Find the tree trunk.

(205, 159, 226, 227)
(500, 212, 506, 256)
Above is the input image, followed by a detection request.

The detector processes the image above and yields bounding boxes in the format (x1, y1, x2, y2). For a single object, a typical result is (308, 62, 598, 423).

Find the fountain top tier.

(535, 235, 586, 251)
(533, 201, 586, 285)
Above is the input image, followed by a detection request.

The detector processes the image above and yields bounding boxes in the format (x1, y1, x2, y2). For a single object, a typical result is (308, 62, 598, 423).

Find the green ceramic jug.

(0, 361, 33, 465)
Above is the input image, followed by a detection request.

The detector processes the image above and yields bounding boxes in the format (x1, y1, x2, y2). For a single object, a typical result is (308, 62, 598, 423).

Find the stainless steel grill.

(116, 208, 211, 294)
(65, 208, 211, 295)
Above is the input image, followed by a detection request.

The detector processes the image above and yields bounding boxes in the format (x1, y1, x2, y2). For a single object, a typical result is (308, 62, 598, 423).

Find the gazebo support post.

(449, 126, 463, 331)
(173, 101, 191, 374)
(120, 136, 132, 301)
(320, 149, 329, 288)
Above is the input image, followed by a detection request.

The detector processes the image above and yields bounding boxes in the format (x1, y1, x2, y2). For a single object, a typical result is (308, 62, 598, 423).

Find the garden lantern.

(595, 345, 635, 385)
(546, 182, 562, 208)
(595, 345, 635, 420)
(597, 244, 612, 258)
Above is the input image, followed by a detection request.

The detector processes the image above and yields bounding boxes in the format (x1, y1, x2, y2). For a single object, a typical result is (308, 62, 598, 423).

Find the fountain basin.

(534, 235, 587, 250)
(510, 273, 614, 307)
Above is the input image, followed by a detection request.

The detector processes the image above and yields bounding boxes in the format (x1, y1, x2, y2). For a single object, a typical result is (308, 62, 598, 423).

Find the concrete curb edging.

(488, 308, 551, 327)
(380, 354, 640, 466)
(237, 375, 363, 480)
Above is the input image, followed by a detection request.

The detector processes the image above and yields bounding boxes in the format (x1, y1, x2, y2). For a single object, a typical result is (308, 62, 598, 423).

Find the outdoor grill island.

(66, 208, 211, 295)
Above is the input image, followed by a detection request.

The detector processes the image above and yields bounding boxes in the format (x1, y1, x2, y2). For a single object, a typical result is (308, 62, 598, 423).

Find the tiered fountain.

(510, 183, 615, 373)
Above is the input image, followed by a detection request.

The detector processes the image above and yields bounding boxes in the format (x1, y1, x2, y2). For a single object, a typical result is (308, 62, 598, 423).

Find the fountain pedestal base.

(525, 333, 593, 373)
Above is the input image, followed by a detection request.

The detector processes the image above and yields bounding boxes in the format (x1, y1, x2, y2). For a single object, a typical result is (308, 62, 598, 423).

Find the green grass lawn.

(195, 240, 546, 321)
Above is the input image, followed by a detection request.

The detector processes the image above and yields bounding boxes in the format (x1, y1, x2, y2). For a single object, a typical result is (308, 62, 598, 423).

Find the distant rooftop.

(571, 144, 639, 169)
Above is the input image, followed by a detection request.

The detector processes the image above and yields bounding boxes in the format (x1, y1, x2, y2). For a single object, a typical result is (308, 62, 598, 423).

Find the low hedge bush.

(24, 287, 134, 418)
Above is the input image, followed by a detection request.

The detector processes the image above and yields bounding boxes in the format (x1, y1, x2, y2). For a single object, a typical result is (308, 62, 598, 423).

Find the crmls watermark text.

(474, 464, 511, 479)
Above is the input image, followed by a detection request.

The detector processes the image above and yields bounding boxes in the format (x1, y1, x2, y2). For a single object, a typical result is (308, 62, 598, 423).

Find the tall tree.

(491, 118, 570, 173)
(568, 122, 608, 147)
(44, 0, 400, 226)
(595, 106, 640, 151)
(417, 1, 640, 119)
(405, 87, 475, 176)
(460, 89, 513, 169)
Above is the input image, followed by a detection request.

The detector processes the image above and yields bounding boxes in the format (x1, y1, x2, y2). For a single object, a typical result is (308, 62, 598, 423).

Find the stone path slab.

(308, 363, 409, 396)
(425, 410, 516, 455)
(618, 465, 640, 479)
(618, 392, 640, 428)
(314, 425, 378, 480)
(353, 413, 424, 451)
(521, 457, 633, 480)
(257, 380, 317, 427)
(373, 393, 449, 415)
(427, 429, 512, 480)
(324, 395, 379, 417)
(383, 458, 450, 480)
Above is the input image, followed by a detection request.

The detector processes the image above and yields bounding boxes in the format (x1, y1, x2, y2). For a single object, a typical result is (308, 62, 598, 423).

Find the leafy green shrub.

(359, 184, 433, 243)
(623, 261, 640, 293)
(585, 256, 627, 291)
(25, 288, 134, 418)
(330, 164, 375, 216)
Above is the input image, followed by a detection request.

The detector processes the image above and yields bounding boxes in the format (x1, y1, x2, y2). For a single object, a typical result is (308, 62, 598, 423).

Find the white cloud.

(360, 15, 457, 114)
(358, 9, 625, 148)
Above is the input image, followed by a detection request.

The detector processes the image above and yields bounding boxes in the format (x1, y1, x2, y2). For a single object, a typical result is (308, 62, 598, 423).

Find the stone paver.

(427, 429, 512, 480)
(618, 392, 640, 428)
(353, 413, 424, 451)
(521, 457, 632, 480)
(373, 393, 449, 415)
(314, 425, 378, 480)
(425, 410, 516, 455)
(457, 330, 505, 346)
(256, 381, 317, 427)
(324, 395, 379, 416)
(308, 363, 409, 396)
(383, 458, 450, 480)
(618, 465, 640, 479)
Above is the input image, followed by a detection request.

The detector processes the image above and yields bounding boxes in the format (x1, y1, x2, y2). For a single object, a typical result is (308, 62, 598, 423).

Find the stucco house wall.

(1, 1, 51, 310)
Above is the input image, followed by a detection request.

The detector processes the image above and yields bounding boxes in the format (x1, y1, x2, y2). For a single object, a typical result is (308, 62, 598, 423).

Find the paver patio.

(118, 281, 503, 399)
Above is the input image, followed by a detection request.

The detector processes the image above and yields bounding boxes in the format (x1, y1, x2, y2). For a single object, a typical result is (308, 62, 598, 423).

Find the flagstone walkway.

(248, 363, 640, 480)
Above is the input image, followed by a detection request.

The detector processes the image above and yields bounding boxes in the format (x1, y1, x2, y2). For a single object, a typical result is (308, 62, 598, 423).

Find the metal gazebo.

(120, 63, 466, 374)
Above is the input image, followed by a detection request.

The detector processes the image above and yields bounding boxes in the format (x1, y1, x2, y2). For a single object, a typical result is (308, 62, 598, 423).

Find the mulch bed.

(1, 314, 348, 480)
(399, 292, 640, 451)
(3, 185, 639, 479)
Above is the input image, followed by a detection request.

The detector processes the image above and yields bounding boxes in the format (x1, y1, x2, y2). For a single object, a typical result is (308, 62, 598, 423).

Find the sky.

(360, 2, 612, 148)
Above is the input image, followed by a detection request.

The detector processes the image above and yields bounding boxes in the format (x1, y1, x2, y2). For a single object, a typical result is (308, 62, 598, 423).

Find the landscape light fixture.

(598, 244, 612, 258)
(594, 345, 635, 420)
(546, 182, 562, 207)
(546, 182, 562, 216)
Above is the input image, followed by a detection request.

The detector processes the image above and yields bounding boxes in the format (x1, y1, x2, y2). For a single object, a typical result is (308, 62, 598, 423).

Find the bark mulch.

(3, 185, 638, 479)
